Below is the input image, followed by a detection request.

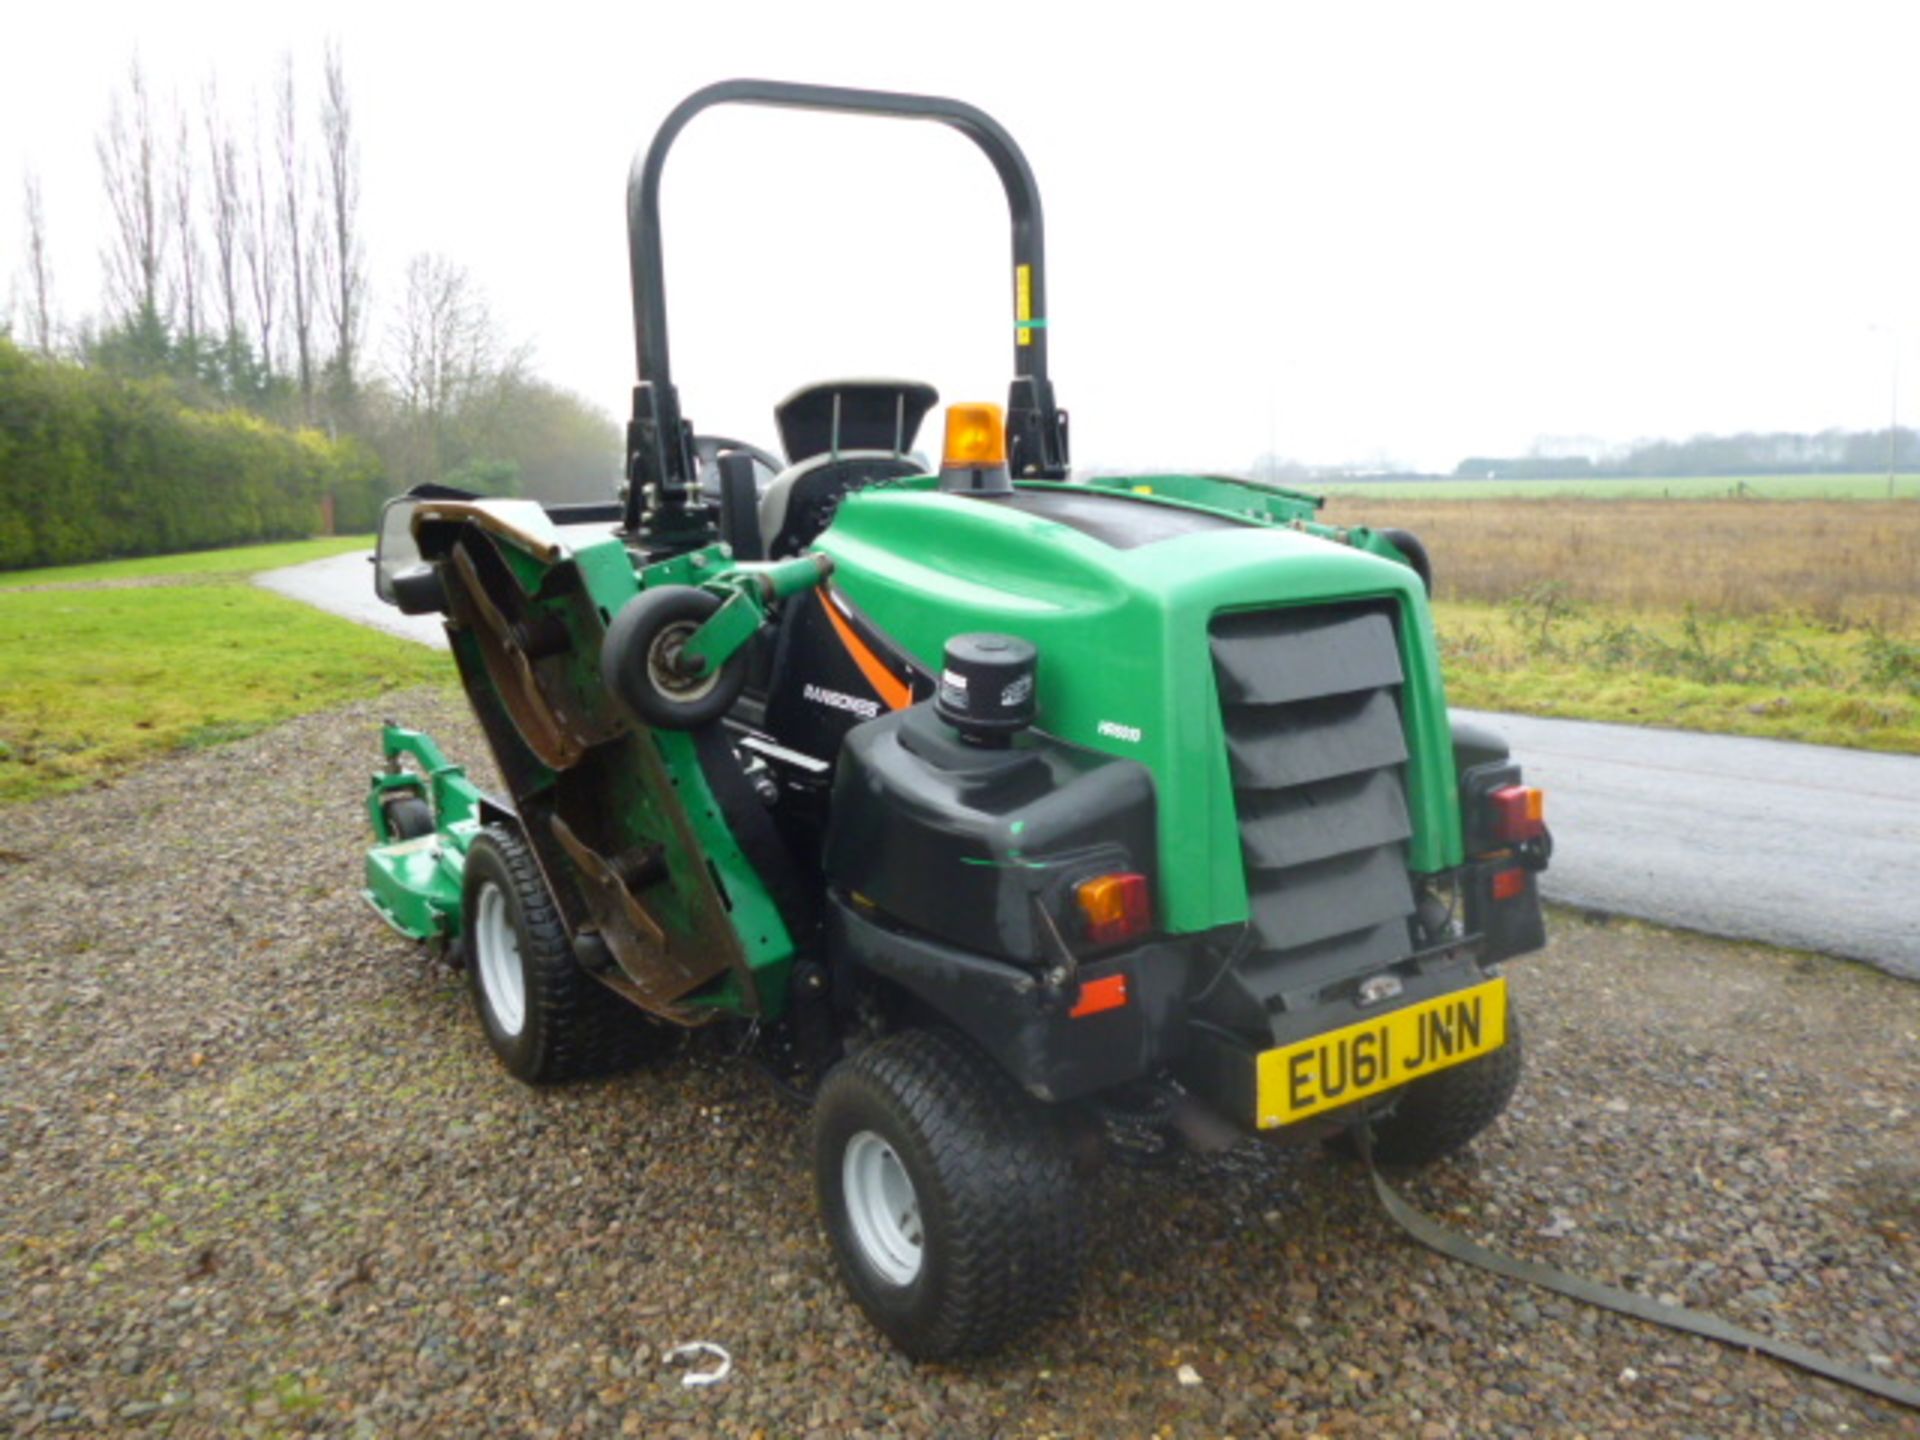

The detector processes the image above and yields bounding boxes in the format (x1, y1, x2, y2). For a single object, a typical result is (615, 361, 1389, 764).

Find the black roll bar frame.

(623, 79, 1070, 543)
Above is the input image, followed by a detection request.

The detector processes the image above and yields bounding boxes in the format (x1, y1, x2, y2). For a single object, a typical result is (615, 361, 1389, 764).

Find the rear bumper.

(828, 861, 1542, 1125)
(1177, 940, 1498, 1129)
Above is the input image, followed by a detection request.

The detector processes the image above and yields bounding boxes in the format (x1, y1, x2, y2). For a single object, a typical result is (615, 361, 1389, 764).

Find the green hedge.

(0, 340, 385, 570)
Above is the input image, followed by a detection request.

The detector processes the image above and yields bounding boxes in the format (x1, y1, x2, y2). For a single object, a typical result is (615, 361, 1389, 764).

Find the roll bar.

(623, 79, 1070, 543)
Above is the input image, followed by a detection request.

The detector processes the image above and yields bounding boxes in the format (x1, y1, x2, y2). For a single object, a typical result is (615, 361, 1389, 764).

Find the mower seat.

(759, 378, 940, 558)
(758, 451, 924, 559)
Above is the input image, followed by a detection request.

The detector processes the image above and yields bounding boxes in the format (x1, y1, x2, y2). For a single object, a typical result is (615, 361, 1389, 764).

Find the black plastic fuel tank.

(825, 705, 1156, 963)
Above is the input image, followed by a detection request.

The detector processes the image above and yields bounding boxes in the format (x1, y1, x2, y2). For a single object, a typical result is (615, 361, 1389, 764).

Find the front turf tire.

(462, 824, 665, 1084)
(813, 1029, 1083, 1360)
(1332, 1007, 1524, 1168)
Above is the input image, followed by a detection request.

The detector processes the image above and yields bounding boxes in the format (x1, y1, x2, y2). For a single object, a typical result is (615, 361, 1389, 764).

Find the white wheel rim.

(648, 620, 720, 701)
(474, 881, 526, 1038)
(842, 1130, 923, 1286)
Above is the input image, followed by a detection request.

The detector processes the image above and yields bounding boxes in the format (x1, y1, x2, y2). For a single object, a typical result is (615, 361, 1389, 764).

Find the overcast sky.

(4, 0, 1916, 473)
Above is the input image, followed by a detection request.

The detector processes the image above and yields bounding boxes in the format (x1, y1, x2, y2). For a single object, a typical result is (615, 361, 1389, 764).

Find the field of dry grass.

(1322, 497, 1920, 629)
(1316, 495, 1920, 751)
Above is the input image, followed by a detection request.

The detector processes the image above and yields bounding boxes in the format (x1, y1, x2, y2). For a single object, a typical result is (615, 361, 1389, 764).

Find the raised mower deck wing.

(407, 502, 800, 1022)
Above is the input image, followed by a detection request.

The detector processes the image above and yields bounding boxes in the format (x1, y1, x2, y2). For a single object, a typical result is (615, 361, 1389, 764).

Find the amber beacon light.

(938, 403, 1013, 495)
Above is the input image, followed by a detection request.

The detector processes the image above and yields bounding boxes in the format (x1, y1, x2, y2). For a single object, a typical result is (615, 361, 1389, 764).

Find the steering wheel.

(693, 434, 786, 492)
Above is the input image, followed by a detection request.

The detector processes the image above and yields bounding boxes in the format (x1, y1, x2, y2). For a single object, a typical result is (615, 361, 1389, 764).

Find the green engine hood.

(812, 479, 1464, 936)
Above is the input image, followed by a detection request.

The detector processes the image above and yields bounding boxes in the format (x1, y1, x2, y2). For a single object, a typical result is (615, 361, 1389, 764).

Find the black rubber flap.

(1225, 688, 1409, 790)
(1246, 846, 1417, 953)
(1212, 609, 1402, 706)
(1236, 768, 1412, 870)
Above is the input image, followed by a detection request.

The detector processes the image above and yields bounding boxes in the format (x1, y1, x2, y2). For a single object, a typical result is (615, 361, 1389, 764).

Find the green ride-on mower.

(363, 79, 1551, 1360)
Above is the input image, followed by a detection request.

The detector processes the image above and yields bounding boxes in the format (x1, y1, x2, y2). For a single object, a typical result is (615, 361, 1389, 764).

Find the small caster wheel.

(600, 585, 747, 730)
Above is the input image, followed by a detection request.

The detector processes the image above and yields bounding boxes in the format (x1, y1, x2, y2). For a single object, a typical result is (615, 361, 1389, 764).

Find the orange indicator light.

(1489, 785, 1546, 844)
(1074, 872, 1151, 945)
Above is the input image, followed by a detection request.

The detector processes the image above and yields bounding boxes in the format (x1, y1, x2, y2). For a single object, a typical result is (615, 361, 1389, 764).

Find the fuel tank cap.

(936, 633, 1037, 746)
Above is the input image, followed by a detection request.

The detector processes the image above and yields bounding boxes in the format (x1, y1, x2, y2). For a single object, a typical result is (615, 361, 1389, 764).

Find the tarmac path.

(260, 549, 1920, 980)
(257, 547, 449, 649)
(1453, 709, 1919, 979)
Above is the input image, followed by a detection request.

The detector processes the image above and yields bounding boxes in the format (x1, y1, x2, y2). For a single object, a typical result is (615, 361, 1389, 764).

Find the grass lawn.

(0, 544, 447, 805)
(0, 535, 374, 588)
(3, 523, 1913, 807)
(1433, 598, 1920, 754)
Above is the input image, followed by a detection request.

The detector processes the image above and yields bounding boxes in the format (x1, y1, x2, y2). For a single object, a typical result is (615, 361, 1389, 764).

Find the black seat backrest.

(760, 453, 923, 559)
(776, 379, 939, 464)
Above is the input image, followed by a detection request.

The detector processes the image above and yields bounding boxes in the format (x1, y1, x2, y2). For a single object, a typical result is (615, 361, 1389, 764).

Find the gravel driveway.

(1, 690, 1915, 1437)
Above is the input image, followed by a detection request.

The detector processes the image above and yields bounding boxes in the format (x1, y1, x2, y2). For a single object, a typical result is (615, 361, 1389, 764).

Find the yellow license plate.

(1254, 978, 1508, 1128)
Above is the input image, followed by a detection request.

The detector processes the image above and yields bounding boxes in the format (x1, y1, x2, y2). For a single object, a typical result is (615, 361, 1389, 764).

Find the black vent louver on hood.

(1209, 604, 1419, 1018)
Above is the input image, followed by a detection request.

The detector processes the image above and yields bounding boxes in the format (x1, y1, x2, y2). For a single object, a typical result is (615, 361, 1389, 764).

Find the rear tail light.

(1074, 872, 1152, 946)
(1487, 785, 1546, 845)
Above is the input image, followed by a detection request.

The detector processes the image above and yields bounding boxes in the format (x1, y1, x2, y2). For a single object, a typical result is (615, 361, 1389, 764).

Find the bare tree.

(317, 40, 365, 406)
(170, 98, 202, 348)
(276, 53, 316, 417)
(202, 81, 244, 353)
(386, 252, 512, 479)
(388, 252, 497, 418)
(240, 93, 282, 377)
(96, 57, 168, 325)
(21, 172, 56, 353)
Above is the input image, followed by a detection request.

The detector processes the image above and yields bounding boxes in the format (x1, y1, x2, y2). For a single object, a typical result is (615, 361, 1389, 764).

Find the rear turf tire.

(462, 824, 666, 1083)
(1330, 1006, 1524, 1168)
(812, 1029, 1082, 1360)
